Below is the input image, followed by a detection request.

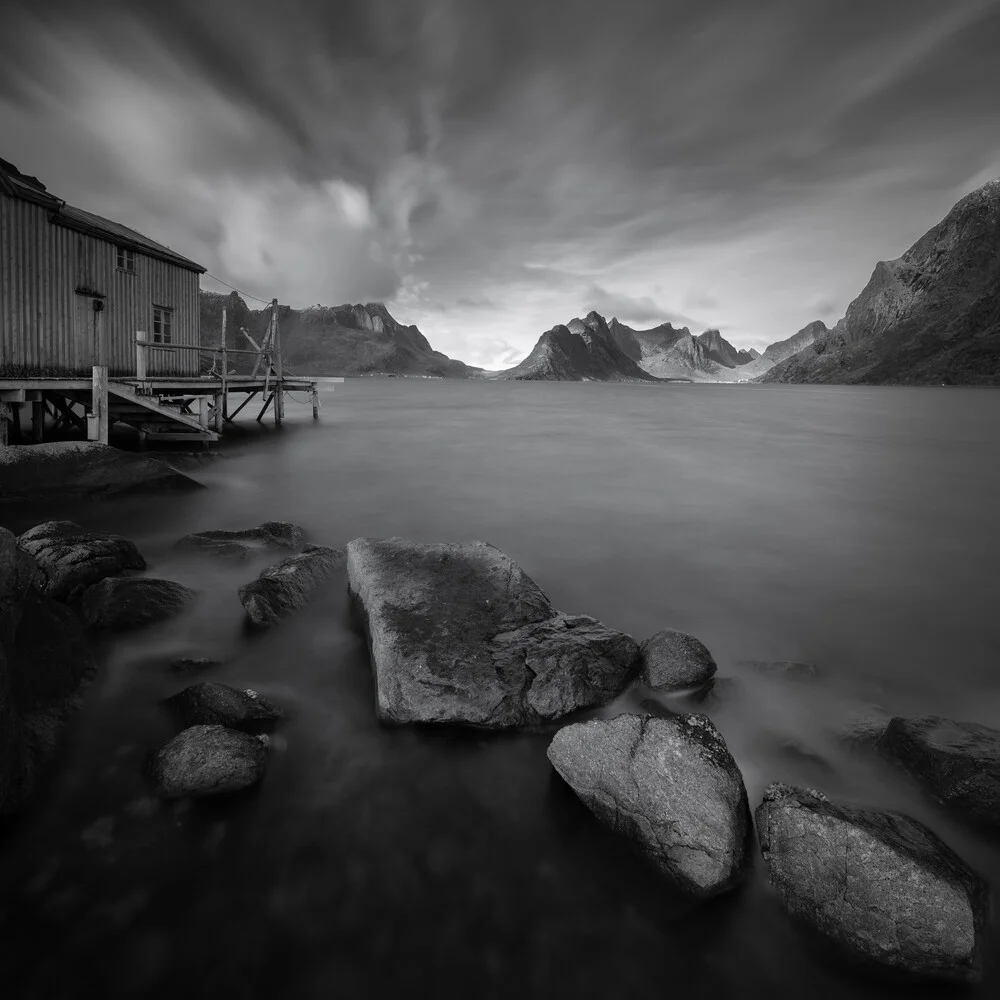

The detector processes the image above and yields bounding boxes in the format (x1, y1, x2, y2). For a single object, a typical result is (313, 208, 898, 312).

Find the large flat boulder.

(80, 577, 197, 630)
(756, 783, 988, 982)
(547, 712, 751, 897)
(0, 441, 202, 501)
(877, 716, 1000, 828)
(147, 725, 270, 798)
(346, 537, 640, 728)
(17, 520, 145, 602)
(176, 521, 306, 562)
(238, 544, 344, 627)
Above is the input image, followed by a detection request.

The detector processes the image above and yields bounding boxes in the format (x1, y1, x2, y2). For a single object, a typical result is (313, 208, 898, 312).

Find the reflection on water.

(2, 381, 1000, 998)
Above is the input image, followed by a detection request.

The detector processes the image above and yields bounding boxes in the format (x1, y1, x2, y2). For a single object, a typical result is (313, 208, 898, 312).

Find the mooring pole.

(311, 386, 320, 420)
(221, 306, 228, 421)
(272, 298, 284, 426)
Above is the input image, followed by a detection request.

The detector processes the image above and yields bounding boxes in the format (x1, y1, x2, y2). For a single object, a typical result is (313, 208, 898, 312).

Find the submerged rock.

(838, 707, 892, 750)
(176, 521, 306, 562)
(80, 577, 197, 630)
(169, 656, 222, 675)
(877, 716, 1000, 828)
(740, 660, 819, 681)
(638, 628, 717, 691)
(347, 537, 640, 728)
(148, 725, 270, 798)
(756, 783, 988, 982)
(547, 713, 750, 897)
(238, 544, 344, 627)
(17, 521, 146, 602)
(164, 682, 285, 731)
(686, 675, 745, 707)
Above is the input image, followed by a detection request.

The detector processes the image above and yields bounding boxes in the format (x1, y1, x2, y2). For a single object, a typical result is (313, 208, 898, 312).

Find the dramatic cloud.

(3, 0, 999, 367)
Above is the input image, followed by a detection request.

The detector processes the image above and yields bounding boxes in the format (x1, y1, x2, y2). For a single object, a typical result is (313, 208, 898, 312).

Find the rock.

(347, 537, 640, 728)
(147, 725, 270, 798)
(637, 628, 717, 691)
(838, 707, 891, 750)
(756, 783, 988, 982)
(176, 521, 306, 562)
(238, 544, 344, 627)
(17, 521, 145, 602)
(80, 577, 196, 630)
(547, 713, 751, 896)
(0, 541, 95, 815)
(169, 656, 222, 675)
(740, 660, 819, 681)
(877, 717, 1000, 828)
(164, 682, 285, 731)
(0, 441, 202, 501)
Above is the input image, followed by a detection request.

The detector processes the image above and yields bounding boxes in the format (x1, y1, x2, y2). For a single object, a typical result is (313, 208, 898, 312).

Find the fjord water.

(3, 379, 1000, 998)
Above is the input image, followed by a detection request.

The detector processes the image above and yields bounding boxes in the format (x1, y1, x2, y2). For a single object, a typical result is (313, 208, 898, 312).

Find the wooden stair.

(107, 383, 219, 442)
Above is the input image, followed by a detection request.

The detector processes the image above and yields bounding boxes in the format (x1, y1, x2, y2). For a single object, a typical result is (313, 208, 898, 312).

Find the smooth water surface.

(2, 380, 999, 998)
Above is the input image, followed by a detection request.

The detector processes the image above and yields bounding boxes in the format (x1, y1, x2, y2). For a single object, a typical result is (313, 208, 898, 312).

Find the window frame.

(116, 246, 136, 274)
(152, 304, 174, 345)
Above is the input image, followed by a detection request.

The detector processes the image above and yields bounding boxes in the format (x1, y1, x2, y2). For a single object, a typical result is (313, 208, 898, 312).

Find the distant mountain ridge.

(199, 291, 480, 377)
(763, 179, 1000, 384)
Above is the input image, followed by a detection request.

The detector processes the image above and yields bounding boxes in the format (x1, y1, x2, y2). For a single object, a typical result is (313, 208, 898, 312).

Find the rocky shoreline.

(1, 526, 997, 983)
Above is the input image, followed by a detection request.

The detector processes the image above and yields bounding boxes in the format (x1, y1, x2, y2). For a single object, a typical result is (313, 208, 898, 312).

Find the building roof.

(0, 156, 206, 274)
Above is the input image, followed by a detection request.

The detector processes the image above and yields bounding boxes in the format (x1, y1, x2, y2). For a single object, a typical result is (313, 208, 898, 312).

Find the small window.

(152, 305, 173, 344)
(116, 246, 135, 273)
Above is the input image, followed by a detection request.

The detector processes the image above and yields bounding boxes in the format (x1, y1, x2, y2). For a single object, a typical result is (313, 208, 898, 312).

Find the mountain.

(697, 329, 744, 367)
(199, 292, 480, 377)
(761, 321, 828, 365)
(763, 179, 1000, 384)
(499, 311, 662, 381)
(607, 317, 689, 361)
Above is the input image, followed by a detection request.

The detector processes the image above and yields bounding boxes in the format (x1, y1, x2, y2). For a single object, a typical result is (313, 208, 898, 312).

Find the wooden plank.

(0, 402, 9, 446)
(136, 331, 148, 380)
(31, 400, 45, 443)
(0, 389, 26, 402)
(311, 386, 320, 420)
(256, 392, 274, 423)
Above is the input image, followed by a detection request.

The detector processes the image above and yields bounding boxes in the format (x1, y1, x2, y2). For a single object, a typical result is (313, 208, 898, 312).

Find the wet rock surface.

(347, 537, 640, 728)
(877, 716, 1000, 828)
(147, 725, 270, 798)
(756, 783, 988, 982)
(638, 629, 717, 691)
(176, 521, 306, 562)
(164, 682, 285, 731)
(238, 544, 344, 627)
(80, 577, 197, 630)
(547, 712, 751, 897)
(169, 656, 223, 675)
(17, 520, 146, 602)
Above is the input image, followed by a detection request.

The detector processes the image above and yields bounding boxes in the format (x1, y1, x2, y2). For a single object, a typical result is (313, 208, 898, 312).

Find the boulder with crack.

(546, 712, 751, 897)
(756, 783, 988, 982)
(346, 537, 640, 728)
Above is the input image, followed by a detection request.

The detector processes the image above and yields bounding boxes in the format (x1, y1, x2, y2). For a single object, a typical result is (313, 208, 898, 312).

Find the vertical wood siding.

(1, 193, 200, 377)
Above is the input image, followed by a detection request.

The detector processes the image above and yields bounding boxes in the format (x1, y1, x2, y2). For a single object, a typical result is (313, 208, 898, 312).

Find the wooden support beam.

(50, 397, 87, 433)
(256, 392, 275, 423)
(90, 366, 109, 445)
(0, 403, 9, 446)
(198, 396, 209, 430)
(273, 298, 284, 426)
(136, 331, 148, 380)
(31, 400, 45, 443)
(225, 389, 259, 422)
(0, 389, 27, 403)
(311, 386, 320, 420)
(213, 391, 224, 433)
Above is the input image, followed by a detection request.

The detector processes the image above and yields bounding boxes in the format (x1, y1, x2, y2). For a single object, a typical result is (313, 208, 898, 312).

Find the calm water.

(2, 380, 1000, 998)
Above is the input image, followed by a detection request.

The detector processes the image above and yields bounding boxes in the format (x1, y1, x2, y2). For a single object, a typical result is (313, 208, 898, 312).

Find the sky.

(2, 0, 999, 369)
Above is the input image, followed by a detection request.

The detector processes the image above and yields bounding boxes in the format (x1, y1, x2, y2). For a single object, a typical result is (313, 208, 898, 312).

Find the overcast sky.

(2, 0, 998, 367)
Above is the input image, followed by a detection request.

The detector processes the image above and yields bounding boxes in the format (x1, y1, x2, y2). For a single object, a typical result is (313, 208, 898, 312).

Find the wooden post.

(221, 307, 228, 421)
(137, 428, 147, 451)
(213, 391, 224, 433)
(31, 400, 45, 443)
(0, 403, 9, 446)
(273, 298, 284, 425)
(198, 396, 209, 431)
(311, 386, 320, 420)
(90, 365, 109, 445)
(136, 331, 148, 381)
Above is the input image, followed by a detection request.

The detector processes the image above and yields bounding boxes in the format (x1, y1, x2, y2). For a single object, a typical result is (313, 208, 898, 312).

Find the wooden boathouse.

(0, 156, 328, 446)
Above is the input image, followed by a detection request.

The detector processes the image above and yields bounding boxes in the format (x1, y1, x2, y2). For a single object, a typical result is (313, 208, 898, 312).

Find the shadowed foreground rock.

(638, 628, 717, 691)
(148, 725, 271, 798)
(164, 682, 285, 731)
(1, 527, 96, 816)
(756, 783, 988, 982)
(17, 520, 145, 602)
(547, 713, 750, 897)
(877, 716, 1000, 828)
(176, 521, 306, 561)
(347, 537, 640, 728)
(238, 544, 344, 627)
(80, 577, 197, 630)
